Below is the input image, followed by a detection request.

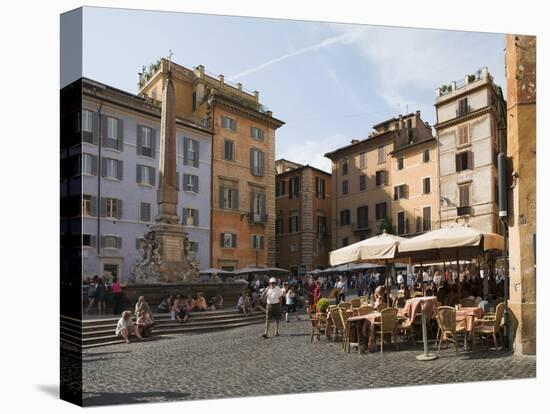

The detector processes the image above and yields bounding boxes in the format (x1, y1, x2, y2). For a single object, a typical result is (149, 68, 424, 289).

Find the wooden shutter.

(193, 140, 199, 167)
(89, 235, 97, 247)
(151, 128, 156, 159)
(260, 193, 266, 215)
(193, 175, 199, 192)
(92, 112, 99, 145)
(116, 236, 122, 249)
(249, 192, 254, 214)
(100, 197, 107, 217)
(220, 233, 225, 248)
(250, 148, 255, 175)
(455, 154, 461, 172)
(394, 186, 398, 201)
(468, 151, 474, 170)
(117, 199, 123, 219)
(288, 179, 293, 199)
(136, 164, 142, 184)
(183, 138, 189, 164)
(260, 236, 264, 250)
(232, 188, 239, 210)
(90, 155, 98, 176)
(117, 160, 123, 180)
(90, 196, 98, 217)
(117, 118, 124, 151)
(259, 151, 265, 176)
(101, 115, 108, 146)
(182, 208, 188, 225)
(175, 171, 179, 190)
(194, 209, 199, 226)
(136, 125, 143, 155)
(232, 233, 237, 248)
(219, 186, 225, 208)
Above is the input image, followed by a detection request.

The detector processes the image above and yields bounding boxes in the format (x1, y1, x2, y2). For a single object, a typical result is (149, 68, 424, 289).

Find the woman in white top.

(284, 285, 300, 322)
(115, 311, 142, 344)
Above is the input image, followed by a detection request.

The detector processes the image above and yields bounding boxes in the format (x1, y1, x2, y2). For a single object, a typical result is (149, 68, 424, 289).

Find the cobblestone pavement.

(81, 319, 536, 406)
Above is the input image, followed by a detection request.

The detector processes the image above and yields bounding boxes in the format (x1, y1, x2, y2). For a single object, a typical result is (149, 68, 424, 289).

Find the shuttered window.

(101, 235, 122, 249)
(422, 206, 432, 231)
(359, 174, 366, 191)
(377, 146, 386, 163)
(221, 116, 237, 131)
(224, 139, 234, 161)
(250, 126, 264, 140)
(340, 209, 350, 226)
(220, 187, 239, 210)
(455, 151, 472, 172)
(376, 170, 388, 186)
(375, 202, 387, 220)
(102, 116, 123, 151)
(342, 180, 349, 195)
(137, 125, 156, 158)
(101, 197, 122, 219)
(183, 174, 199, 192)
(423, 177, 431, 194)
(459, 184, 470, 207)
(251, 235, 264, 250)
(220, 233, 237, 248)
(102, 158, 123, 180)
(250, 148, 265, 176)
(183, 138, 199, 167)
(140, 202, 151, 222)
(357, 206, 368, 228)
(136, 165, 155, 186)
(182, 208, 199, 226)
(457, 124, 470, 146)
(394, 184, 408, 200)
(82, 194, 97, 217)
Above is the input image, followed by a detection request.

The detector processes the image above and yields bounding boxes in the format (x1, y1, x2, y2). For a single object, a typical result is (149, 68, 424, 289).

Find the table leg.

(416, 312, 438, 361)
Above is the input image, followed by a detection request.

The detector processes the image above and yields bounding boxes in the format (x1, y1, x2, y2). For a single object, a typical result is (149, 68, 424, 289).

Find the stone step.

(78, 319, 264, 348)
(79, 314, 266, 338)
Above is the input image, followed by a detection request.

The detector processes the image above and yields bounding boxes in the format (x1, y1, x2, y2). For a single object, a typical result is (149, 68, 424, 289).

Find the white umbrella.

(329, 232, 408, 266)
(199, 268, 234, 275)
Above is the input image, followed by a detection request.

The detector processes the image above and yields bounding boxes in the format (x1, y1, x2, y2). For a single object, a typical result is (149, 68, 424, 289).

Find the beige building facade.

(325, 111, 439, 248)
(435, 67, 506, 235)
(275, 159, 332, 275)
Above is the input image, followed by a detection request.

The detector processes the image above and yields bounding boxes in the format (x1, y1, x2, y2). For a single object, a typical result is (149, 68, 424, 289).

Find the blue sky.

(81, 7, 506, 172)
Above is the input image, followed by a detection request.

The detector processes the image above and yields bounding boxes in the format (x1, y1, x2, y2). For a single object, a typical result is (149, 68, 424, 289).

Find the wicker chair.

(307, 310, 327, 343)
(376, 302, 388, 312)
(329, 307, 344, 343)
(339, 301, 352, 310)
(435, 306, 465, 354)
(472, 302, 504, 350)
(459, 298, 477, 308)
(358, 305, 375, 316)
(350, 298, 362, 315)
(339, 307, 352, 350)
(374, 308, 399, 353)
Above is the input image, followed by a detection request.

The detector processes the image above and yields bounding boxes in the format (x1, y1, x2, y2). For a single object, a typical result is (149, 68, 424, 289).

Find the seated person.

(185, 295, 195, 311)
(193, 293, 208, 311)
(236, 293, 251, 317)
(135, 296, 153, 320)
(208, 295, 224, 310)
(436, 282, 450, 305)
(115, 311, 142, 344)
(173, 295, 189, 323)
(157, 295, 174, 313)
(444, 285, 459, 307)
(136, 309, 155, 337)
(373, 285, 387, 309)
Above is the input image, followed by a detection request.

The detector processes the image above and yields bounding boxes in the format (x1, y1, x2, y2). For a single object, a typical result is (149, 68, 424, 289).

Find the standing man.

(335, 276, 345, 304)
(261, 277, 285, 338)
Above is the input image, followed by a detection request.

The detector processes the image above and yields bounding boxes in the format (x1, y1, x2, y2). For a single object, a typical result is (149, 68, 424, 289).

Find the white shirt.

(335, 281, 344, 289)
(115, 317, 132, 336)
(264, 286, 284, 304)
(422, 272, 430, 282)
(397, 274, 404, 285)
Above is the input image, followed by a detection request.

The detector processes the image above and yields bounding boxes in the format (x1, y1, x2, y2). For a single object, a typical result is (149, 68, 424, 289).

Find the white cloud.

(229, 29, 364, 80)
(277, 132, 350, 172)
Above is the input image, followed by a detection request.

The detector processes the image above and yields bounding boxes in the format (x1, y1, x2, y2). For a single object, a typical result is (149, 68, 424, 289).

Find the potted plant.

(316, 298, 330, 314)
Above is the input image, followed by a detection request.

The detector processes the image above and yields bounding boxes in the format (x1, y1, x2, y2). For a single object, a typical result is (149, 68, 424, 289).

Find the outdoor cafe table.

(347, 312, 382, 353)
(455, 306, 484, 349)
(401, 296, 438, 361)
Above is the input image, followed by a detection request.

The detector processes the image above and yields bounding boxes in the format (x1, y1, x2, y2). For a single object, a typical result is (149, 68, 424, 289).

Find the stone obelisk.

(131, 62, 199, 283)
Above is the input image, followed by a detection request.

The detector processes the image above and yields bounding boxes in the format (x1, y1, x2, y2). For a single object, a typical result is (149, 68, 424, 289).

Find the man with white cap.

(260, 277, 284, 338)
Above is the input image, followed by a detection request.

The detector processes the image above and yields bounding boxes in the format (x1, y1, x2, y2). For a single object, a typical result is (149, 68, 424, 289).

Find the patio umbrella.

(199, 268, 234, 275)
(329, 232, 407, 266)
(263, 267, 291, 274)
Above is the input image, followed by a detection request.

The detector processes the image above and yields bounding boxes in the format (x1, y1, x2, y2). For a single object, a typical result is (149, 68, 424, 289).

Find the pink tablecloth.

(456, 307, 483, 332)
(402, 297, 438, 322)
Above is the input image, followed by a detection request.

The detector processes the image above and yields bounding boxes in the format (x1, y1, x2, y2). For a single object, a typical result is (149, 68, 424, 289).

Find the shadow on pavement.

(82, 390, 191, 406)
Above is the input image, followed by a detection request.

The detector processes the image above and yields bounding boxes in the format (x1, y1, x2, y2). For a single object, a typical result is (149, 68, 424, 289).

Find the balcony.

(352, 222, 370, 232)
(457, 206, 472, 216)
(248, 212, 268, 224)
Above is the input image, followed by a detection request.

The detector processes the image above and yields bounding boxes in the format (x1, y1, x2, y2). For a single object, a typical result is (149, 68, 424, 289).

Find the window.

(423, 177, 431, 194)
(102, 235, 121, 249)
(276, 216, 283, 234)
(423, 149, 431, 163)
(317, 215, 327, 237)
(183, 174, 199, 192)
(377, 146, 386, 163)
(221, 116, 237, 131)
(183, 138, 199, 167)
(140, 202, 151, 222)
(457, 124, 470, 146)
(456, 151, 472, 172)
(288, 177, 300, 199)
(192, 92, 197, 111)
(315, 177, 326, 198)
(224, 139, 234, 161)
(397, 157, 404, 170)
(359, 152, 366, 169)
(251, 234, 264, 250)
(459, 183, 470, 207)
(359, 174, 366, 192)
(81, 153, 97, 176)
(249, 192, 266, 222)
(189, 241, 199, 254)
(81, 110, 93, 133)
(422, 206, 432, 231)
(375, 202, 387, 220)
(220, 233, 237, 248)
(357, 206, 368, 228)
(397, 211, 407, 235)
(340, 209, 350, 226)
(103, 197, 121, 219)
(290, 244, 298, 253)
(276, 180, 286, 197)
(342, 238, 349, 247)
(376, 170, 387, 187)
(182, 208, 199, 226)
(82, 234, 96, 247)
(457, 97, 469, 117)
(289, 214, 299, 233)
(102, 158, 122, 180)
(136, 165, 155, 186)
(104, 116, 122, 150)
(220, 187, 239, 210)
(82, 194, 96, 216)
(137, 125, 155, 158)
(342, 180, 349, 195)
(342, 158, 349, 175)
(250, 126, 264, 140)
(250, 148, 265, 176)
(394, 184, 408, 200)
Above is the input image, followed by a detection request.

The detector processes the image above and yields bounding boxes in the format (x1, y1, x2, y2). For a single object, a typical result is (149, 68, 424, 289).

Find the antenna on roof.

(168, 49, 173, 72)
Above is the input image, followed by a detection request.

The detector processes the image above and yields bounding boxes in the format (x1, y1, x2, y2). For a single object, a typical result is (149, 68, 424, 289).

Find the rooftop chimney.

(218, 74, 224, 88)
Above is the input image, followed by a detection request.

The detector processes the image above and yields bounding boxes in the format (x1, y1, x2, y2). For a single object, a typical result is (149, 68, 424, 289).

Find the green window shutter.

(220, 233, 225, 248)
(101, 115, 108, 147)
(183, 138, 189, 164)
(183, 174, 189, 191)
(117, 118, 124, 151)
(90, 196, 98, 217)
(182, 208, 188, 225)
(117, 199, 123, 219)
(150, 167, 156, 186)
(175, 171, 179, 190)
(249, 148, 255, 175)
(100, 236, 106, 248)
(136, 164, 142, 184)
(91, 155, 98, 176)
(259, 151, 265, 176)
(100, 197, 107, 217)
(90, 235, 96, 247)
(193, 175, 199, 192)
(260, 193, 266, 215)
(193, 140, 199, 167)
(233, 234, 237, 248)
(232, 189, 239, 210)
(249, 192, 254, 214)
(116, 236, 122, 249)
(92, 112, 99, 145)
(101, 157, 107, 177)
(136, 125, 143, 155)
(117, 160, 123, 180)
(260, 236, 264, 250)
(151, 128, 157, 159)
(219, 186, 225, 208)
(194, 210, 199, 226)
